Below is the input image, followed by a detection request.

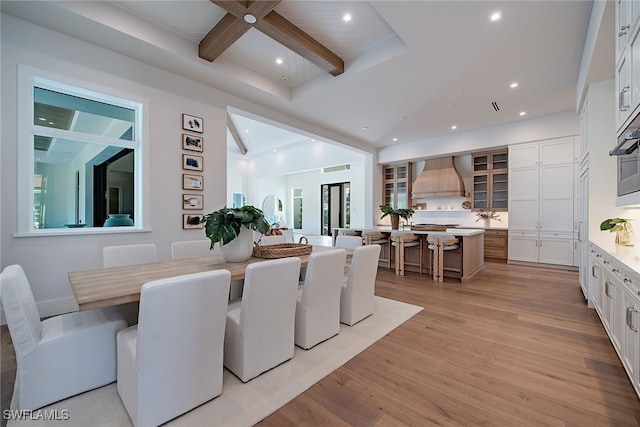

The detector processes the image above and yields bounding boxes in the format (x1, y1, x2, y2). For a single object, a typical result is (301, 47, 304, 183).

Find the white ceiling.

(2, 1, 607, 155)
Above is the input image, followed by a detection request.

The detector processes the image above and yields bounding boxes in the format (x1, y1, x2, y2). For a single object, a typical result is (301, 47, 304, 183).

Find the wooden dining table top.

(69, 246, 349, 311)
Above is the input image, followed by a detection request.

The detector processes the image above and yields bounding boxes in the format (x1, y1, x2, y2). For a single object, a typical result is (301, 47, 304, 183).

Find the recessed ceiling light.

(510, 82, 518, 88)
(38, 117, 46, 121)
(451, 125, 457, 130)
(243, 13, 256, 24)
(273, 149, 277, 152)
(392, 137, 398, 142)
(490, 12, 501, 21)
(519, 111, 526, 116)
(362, 126, 368, 131)
(245, 129, 249, 133)
(275, 57, 283, 65)
(48, 121, 54, 125)
(343, 13, 352, 22)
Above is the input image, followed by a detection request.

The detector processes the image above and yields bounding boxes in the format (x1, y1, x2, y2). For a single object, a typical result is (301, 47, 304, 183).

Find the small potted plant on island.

(202, 205, 270, 262)
(379, 205, 415, 230)
(600, 217, 634, 246)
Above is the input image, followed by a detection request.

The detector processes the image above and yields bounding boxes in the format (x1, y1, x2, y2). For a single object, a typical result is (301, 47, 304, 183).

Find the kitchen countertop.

(590, 233, 640, 275)
(335, 227, 484, 237)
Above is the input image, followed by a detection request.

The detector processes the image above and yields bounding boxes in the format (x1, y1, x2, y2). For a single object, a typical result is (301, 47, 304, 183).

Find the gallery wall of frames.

(181, 113, 205, 229)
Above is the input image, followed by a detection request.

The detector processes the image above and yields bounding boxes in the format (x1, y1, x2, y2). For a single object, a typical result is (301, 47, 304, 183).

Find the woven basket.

(252, 237, 312, 259)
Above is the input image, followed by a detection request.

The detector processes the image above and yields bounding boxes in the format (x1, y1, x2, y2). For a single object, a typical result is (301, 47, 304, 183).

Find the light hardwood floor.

(260, 262, 640, 426)
(2, 262, 639, 426)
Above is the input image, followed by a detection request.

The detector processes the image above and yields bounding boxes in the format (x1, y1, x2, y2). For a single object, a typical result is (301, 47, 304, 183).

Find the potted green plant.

(600, 218, 634, 246)
(380, 205, 414, 230)
(202, 205, 270, 262)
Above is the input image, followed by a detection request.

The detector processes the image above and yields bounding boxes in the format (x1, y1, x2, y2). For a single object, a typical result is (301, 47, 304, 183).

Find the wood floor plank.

(258, 262, 640, 426)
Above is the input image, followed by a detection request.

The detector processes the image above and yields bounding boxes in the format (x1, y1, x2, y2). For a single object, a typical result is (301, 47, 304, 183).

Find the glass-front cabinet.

(383, 162, 412, 209)
(472, 150, 508, 211)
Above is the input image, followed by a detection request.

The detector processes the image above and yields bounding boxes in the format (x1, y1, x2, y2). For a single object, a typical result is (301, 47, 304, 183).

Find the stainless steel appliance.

(611, 113, 640, 196)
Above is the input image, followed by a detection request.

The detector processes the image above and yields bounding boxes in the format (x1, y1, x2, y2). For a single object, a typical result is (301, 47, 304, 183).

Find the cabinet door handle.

(628, 307, 638, 332)
(605, 281, 611, 298)
(612, 268, 619, 273)
(624, 277, 631, 284)
(620, 86, 630, 112)
(592, 265, 597, 278)
(620, 24, 631, 36)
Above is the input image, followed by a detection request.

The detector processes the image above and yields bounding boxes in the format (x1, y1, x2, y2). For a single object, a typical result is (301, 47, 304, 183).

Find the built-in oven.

(612, 113, 640, 197)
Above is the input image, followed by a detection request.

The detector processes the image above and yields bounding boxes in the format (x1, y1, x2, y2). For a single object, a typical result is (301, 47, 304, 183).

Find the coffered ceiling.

(2, 1, 609, 153)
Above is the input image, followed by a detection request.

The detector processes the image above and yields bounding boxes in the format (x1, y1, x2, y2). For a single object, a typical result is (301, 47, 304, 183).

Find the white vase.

(219, 226, 254, 262)
(484, 218, 491, 229)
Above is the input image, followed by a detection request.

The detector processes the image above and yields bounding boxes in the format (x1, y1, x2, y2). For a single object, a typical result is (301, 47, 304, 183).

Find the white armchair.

(117, 270, 231, 426)
(103, 243, 157, 267)
(295, 249, 347, 349)
(258, 235, 288, 246)
(341, 244, 381, 326)
(171, 239, 216, 259)
(224, 257, 301, 382)
(0, 264, 127, 410)
(335, 235, 364, 249)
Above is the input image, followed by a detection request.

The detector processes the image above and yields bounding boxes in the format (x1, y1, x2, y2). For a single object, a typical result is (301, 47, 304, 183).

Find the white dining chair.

(224, 257, 301, 382)
(103, 243, 157, 267)
(117, 270, 231, 427)
(341, 244, 381, 326)
(258, 235, 288, 246)
(334, 235, 363, 249)
(103, 243, 157, 324)
(295, 249, 347, 349)
(171, 239, 216, 259)
(0, 264, 127, 410)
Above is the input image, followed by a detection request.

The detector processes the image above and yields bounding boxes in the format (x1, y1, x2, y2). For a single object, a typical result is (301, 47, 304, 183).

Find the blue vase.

(104, 214, 134, 227)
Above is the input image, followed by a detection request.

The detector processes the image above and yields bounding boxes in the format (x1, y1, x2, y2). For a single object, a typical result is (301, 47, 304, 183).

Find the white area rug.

(8, 297, 422, 426)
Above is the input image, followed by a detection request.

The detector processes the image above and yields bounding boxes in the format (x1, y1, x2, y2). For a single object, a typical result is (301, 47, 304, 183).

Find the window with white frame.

(19, 71, 144, 233)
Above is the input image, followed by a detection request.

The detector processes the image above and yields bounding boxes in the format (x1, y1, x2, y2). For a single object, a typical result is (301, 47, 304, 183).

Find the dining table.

(69, 245, 349, 311)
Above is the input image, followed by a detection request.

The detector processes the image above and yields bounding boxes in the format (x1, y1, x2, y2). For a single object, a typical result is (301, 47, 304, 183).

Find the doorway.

(320, 182, 350, 235)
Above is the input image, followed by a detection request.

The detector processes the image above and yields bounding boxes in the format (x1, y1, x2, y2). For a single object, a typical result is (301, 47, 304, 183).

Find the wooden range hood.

(412, 157, 465, 199)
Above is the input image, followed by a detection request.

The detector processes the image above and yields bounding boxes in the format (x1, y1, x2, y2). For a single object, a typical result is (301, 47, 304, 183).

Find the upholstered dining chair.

(171, 239, 216, 259)
(224, 257, 301, 382)
(295, 249, 347, 349)
(341, 244, 381, 326)
(117, 270, 231, 427)
(334, 235, 363, 249)
(258, 235, 288, 246)
(103, 243, 157, 268)
(0, 264, 127, 411)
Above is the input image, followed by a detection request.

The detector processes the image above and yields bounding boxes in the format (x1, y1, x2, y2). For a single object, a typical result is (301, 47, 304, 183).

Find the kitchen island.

(333, 227, 485, 282)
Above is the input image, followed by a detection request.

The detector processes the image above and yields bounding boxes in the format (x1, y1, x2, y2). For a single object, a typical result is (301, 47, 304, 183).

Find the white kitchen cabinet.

(578, 165, 590, 302)
(508, 138, 576, 266)
(616, 0, 640, 131)
(590, 242, 640, 398)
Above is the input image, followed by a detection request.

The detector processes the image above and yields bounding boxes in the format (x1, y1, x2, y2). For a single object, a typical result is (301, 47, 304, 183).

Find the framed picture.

(182, 134, 203, 152)
(182, 154, 203, 171)
(182, 114, 203, 133)
(183, 194, 203, 210)
(183, 213, 204, 229)
(183, 174, 203, 191)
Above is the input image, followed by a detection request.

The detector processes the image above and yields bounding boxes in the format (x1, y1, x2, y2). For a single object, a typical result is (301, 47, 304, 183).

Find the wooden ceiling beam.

(227, 113, 247, 155)
(257, 11, 344, 76)
(200, 1, 281, 62)
(199, 13, 250, 62)
(200, 0, 344, 76)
